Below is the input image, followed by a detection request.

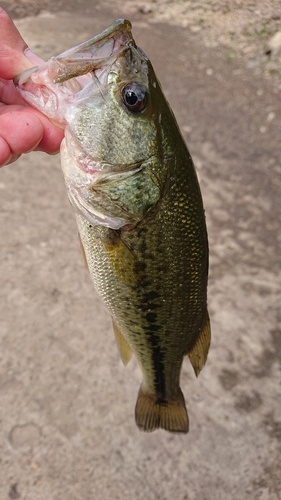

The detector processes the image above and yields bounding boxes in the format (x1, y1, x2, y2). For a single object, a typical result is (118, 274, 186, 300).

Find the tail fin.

(135, 386, 189, 433)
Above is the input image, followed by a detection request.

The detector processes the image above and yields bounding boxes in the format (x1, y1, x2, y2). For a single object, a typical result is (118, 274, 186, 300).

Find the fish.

(15, 19, 211, 433)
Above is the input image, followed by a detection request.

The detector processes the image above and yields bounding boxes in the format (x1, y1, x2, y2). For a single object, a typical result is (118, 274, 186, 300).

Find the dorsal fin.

(187, 311, 211, 377)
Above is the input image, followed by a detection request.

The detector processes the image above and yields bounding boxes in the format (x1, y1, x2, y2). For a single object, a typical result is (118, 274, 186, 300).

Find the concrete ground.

(0, 2, 280, 499)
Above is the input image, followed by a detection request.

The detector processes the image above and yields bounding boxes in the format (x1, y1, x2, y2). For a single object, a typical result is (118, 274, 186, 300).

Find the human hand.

(0, 8, 64, 167)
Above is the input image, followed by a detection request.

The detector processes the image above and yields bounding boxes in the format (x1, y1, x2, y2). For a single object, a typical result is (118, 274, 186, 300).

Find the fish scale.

(15, 19, 211, 433)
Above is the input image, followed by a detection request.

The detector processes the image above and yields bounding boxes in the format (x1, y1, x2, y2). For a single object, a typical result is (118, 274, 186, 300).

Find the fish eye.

(121, 83, 147, 112)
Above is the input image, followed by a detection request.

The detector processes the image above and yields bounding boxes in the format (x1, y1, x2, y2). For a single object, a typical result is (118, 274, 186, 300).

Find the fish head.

(60, 21, 160, 174)
(16, 20, 173, 228)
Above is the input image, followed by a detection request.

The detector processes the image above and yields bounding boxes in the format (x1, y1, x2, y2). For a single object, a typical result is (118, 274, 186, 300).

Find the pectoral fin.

(112, 320, 133, 366)
(187, 311, 211, 377)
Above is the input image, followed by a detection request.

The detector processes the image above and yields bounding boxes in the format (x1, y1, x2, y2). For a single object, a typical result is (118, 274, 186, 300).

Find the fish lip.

(46, 19, 134, 85)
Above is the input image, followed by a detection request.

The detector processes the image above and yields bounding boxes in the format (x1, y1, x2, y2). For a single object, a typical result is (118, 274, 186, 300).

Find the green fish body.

(16, 20, 210, 433)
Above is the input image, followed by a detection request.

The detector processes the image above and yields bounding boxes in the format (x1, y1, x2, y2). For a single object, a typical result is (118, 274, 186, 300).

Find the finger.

(0, 8, 27, 52)
(0, 110, 44, 156)
(0, 107, 63, 166)
(0, 136, 12, 167)
(24, 48, 45, 66)
(33, 111, 64, 154)
(0, 100, 64, 154)
(0, 78, 28, 105)
(0, 9, 36, 78)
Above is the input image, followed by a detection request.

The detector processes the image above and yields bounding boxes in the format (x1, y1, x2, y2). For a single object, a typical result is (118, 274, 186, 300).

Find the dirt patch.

(123, 0, 281, 85)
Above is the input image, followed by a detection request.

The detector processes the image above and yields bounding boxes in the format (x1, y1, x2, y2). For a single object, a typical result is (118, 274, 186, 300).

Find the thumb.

(0, 8, 35, 78)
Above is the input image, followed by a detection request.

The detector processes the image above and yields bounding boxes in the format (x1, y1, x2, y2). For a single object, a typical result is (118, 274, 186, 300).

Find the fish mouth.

(14, 19, 136, 128)
(15, 19, 134, 86)
(49, 19, 134, 84)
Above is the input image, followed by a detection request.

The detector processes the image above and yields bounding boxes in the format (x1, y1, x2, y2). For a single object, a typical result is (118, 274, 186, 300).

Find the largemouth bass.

(16, 20, 211, 433)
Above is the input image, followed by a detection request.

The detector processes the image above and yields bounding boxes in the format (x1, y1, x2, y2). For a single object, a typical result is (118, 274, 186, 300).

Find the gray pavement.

(0, 4, 281, 500)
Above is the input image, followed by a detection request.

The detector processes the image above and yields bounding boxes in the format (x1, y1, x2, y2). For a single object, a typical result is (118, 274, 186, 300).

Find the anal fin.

(187, 310, 211, 377)
(112, 320, 133, 366)
(135, 385, 189, 433)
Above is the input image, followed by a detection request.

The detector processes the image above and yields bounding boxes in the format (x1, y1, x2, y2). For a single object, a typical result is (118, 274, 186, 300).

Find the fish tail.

(135, 386, 189, 433)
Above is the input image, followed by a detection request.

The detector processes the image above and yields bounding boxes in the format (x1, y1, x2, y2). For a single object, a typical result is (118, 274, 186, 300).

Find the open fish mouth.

(47, 19, 134, 84)
(14, 19, 136, 127)
(15, 19, 134, 86)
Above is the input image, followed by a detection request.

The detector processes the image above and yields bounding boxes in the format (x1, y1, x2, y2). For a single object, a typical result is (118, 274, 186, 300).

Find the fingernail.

(24, 48, 45, 65)
(1, 153, 15, 167)
(25, 137, 44, 155)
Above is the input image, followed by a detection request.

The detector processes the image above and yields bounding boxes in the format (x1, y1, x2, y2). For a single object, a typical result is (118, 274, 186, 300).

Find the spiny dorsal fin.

(135, 385, 189, 433)
(187, 311, 211, 377)
(112, 320, 133, 366)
